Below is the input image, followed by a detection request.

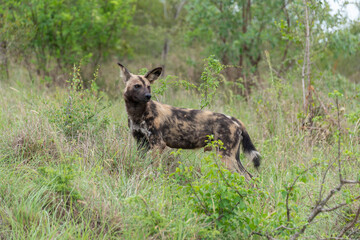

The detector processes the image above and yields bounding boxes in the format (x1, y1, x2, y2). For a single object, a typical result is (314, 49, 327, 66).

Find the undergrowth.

(0, 59, 359, 239)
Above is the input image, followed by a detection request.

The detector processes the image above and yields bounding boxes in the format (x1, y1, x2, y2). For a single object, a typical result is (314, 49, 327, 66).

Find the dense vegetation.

(0, 0, 359, 239)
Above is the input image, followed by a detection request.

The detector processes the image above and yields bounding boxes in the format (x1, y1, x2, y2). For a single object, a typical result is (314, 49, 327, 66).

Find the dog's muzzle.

(145, 93, 152, 102)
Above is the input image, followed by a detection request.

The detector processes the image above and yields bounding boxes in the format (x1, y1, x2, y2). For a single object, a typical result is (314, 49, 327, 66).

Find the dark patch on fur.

(138, 76, 145, 85)
(171, 108, 196, 122)
(160, 115, 211, 149)
(149, 101, 158, 118)
(125, 101, 147, 123)
(132, 130, 150, 151)
(145, 116, 155, 124)
(148, 127, 164, 148)
(127, 118, 150, 152)
(216, 122, 232, 153)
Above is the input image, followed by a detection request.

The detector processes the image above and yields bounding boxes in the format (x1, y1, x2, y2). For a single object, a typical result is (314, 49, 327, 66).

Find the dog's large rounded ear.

(117, 62, 131, 82)
(144, 67, 162, 83)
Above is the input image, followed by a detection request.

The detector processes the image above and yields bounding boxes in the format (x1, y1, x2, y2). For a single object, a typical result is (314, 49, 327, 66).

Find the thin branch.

(335, 97, 343, 182)
(348, 228, 360, 238)
(189, 182, 211, 216)
(319, 96, 344, 203)
(322, 195, 360, 212)
(251, 231, 277, 240)
(338, 204, 360, 238)
(286, 164, 319, 223)
(290, 177, 360, 240)
(301, 44, 307, 110)
(320, 238, 357, 240)
(305, 0, 311, 110)
(290, 182, 342, 240)
(212, 154, 244, 198)
(319, 155, 338, 203)
(341, 179, 360, 184)
(274, 225, 297, 231)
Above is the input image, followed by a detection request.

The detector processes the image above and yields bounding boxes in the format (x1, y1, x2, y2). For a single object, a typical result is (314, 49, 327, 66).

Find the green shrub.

(1, 0, 134, 79)
(149, 55, 223, 108)
(46, 65, 110, 139)
(198, 55, 225, 109)
(172, 138, 276, 238)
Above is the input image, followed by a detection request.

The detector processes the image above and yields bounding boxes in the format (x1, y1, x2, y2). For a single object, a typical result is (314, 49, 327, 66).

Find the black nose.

(145, 93, 151, 100)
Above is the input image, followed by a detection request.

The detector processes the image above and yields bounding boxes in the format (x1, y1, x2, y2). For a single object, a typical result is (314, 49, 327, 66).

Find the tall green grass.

(0, 63, 359, 239)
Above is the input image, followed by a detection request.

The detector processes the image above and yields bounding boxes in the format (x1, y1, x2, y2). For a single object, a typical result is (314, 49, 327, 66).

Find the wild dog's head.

(118, 63, 162, 103)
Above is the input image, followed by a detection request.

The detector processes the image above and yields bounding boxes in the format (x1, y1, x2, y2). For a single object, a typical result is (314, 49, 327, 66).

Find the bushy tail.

(241, 130, 261, 168)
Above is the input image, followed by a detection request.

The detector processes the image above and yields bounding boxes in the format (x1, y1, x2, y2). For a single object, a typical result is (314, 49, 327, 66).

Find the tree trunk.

(0, 41, 9, 80)
(161, 37, 170, 76)
(236, 0, 252, 97)
(161, 0, 186, 76)
(302, 0, 312, 112)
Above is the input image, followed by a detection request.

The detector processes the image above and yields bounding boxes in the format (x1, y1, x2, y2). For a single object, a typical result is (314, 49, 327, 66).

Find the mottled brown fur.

(118, 63, 261, 179)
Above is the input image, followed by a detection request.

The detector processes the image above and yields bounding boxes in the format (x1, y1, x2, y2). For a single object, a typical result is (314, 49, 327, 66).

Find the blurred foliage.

(0, 0, 359, 85)
(0, 0, 134, 78)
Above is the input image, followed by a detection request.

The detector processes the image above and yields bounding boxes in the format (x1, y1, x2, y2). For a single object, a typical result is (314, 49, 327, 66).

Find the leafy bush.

(1, 0, 134, 78)
(172, 139, 276, 238)
(46, 65, 110, 139)
(149, 55, 223, 108)
(198, 55, 225, 109)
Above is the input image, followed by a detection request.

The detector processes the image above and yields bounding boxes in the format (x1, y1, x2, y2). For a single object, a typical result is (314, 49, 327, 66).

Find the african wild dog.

(118, 63, 261, 179)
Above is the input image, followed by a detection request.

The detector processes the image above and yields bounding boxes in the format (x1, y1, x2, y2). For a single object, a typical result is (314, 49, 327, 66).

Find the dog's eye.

(147, 86, 151, 91)
(134, 84, 141, 89)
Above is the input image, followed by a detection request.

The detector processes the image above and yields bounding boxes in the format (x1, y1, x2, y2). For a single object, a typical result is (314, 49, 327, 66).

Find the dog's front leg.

(148, 133, 167, 162)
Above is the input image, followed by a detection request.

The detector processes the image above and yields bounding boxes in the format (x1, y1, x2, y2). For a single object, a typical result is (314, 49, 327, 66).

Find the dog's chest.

(129, 119, 151, 137)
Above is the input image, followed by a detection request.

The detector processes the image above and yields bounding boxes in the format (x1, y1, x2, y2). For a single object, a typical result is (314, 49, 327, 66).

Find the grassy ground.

(0, 65, 359, 239)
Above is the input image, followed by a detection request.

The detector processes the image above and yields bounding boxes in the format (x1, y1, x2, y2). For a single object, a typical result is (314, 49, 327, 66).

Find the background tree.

(130, 0, 187, 75)
(185, 0, 289, 95)
(1, 0, 134, 83)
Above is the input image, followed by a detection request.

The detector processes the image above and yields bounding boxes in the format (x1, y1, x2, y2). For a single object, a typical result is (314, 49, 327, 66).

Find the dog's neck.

(125, 99, 149, 124)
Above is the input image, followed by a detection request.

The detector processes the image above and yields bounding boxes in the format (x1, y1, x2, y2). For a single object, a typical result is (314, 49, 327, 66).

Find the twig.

(320, 238, 356, 240)
(213, 154, 244, 198)
(251, 231, 277, 240)
(337, 204, 360, 238)
(290, 179, 360, 240)
(322, 195, 360, 212)
(189, 182, 211, 216)
(290, 95, 360, 239)
(348, 228, 360, 238)
(341, 179, 360, 184)
(335, 97, 342, 182)
(290, 183, 341, 240)
(274, 225, 297, 231)
(319, 155, 338, 203)
(319, 96, 344, 202)
(286, 164, 319, 223)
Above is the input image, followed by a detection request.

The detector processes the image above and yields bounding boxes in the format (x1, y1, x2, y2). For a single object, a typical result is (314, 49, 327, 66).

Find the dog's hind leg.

(218, 141, 253, 181)
(220, 154, 252, 181)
